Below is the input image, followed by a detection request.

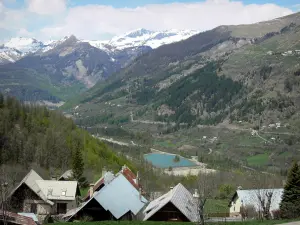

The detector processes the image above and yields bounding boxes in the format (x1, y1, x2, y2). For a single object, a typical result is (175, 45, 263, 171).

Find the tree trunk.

(198, 199, 206, 225)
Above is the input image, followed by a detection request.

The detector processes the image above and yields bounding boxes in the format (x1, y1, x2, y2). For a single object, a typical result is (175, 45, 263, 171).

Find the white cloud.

(26, 0, 67, 15)
(38, 0, 293, 40)
(0, 0, 295, 42)
(294, 4, 300, 10)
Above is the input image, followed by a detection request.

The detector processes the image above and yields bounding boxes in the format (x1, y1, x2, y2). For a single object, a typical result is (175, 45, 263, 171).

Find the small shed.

(143, 183, 198, 222)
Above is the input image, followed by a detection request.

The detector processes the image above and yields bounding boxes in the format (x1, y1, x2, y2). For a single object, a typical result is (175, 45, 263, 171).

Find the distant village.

(0, 165, 287, 225)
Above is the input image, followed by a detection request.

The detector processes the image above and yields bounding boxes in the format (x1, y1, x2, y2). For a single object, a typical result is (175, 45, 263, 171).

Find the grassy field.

(247, 153, 269, 167)
(51, 220, 295, 225)
(205, 199, 229, 214)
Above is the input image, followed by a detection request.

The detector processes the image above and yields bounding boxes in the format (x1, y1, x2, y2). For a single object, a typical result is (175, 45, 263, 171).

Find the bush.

(271, 210, 281, 220)
(241, 204, 257, 219)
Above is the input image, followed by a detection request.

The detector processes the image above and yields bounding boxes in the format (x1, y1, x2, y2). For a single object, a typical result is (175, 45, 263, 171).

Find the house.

(8, 170, 80, 223)
(143, 183, 198, 222)
(229, 188, 284, 218)
(83, 165, 140, 202)
(58, 170, 73, 181)
(0, 210, 36, 225)
(63, 171, 148, 221)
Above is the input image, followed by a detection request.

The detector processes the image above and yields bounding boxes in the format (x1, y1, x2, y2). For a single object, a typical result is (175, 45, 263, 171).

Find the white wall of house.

(229, 196, 242, 217)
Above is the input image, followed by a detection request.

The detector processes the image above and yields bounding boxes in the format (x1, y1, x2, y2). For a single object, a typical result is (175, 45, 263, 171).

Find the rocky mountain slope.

(68, 12, 300, 129)
(0, 29, 197, 102)
(0, 36, 152, 102)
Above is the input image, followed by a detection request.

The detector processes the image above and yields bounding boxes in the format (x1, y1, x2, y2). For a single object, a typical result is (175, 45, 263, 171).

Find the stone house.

(8, 170, 80, 223)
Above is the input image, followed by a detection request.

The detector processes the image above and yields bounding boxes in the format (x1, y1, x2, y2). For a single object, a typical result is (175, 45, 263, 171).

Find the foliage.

(173, 155, 180, 163)
(0, 94, 135, 173)
(241, 205, 258, 220)
(156, 62, 243, 125)
(280, 162, 300, 219)
(217, 184, 235, 200)
(71, 145, 88, 188)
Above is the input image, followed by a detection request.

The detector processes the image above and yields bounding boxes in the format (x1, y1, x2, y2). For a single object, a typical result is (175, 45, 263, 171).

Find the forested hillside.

(0, 93, 134, 174)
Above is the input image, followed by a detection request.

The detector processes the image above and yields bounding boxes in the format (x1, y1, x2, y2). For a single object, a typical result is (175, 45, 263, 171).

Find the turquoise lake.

(143, 153, 197, 168)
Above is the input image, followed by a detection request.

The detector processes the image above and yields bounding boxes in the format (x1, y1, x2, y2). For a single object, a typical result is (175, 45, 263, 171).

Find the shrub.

(272, 210, 281, 220)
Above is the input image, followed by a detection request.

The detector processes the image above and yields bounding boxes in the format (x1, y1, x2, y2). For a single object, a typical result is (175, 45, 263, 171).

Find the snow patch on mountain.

(107, 28, 199, 50)
(4, 37, 44, 54)
(0, 46, 23, 64)
(0, 29, 199, 64)
(86, 28, 199, 51)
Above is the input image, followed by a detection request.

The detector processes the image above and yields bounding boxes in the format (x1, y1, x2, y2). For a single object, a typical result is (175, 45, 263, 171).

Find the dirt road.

(278, 222, 300, 225)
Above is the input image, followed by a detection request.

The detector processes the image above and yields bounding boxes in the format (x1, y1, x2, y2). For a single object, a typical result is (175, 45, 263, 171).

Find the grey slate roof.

(65, 172, 147, 220)
(143, 183, 198, 222)
(58, 169, 73, 180)
(36, 180, 78, 201)
(9, 169, 54, 205)
(231, 189, 284, 212)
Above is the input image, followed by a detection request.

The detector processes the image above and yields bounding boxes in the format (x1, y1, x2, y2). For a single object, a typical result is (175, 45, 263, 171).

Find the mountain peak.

(4, 37, 44, 54)
(124, 28, 154, 38)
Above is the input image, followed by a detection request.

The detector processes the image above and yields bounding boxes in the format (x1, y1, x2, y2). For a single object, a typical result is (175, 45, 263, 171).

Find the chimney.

(170, 187, 173, 191)
(122, 164, 127, 172)
(89, 184, 94, 198)
(193, 189, 199, 199)
(237, 186, 243, 190)
(136, 171, 139, 186)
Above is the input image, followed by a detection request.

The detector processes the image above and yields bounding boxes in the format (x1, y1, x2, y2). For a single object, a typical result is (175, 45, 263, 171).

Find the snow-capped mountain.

(87, 28, 199, 51)
(0, 46, 23, 64)
(0, 29, 199, 64)
(4, 37, 44, 54)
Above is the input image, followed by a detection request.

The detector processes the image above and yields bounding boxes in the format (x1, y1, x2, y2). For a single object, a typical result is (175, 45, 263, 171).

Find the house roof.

(58, 169, 73, 181)
(0, 210, 36, 225)
(230, 189, 284, 211)
(93, 173, 147, 219)
(9, 169, 54, 205)
(83, 171, 115, 201)
(117, 166, 139, 190)
(35, 180, 78, 201)
(9, 169, 79, 205)
(17, 213, 39, 222)
(83, 165, 138, 201)
(65, 173, 147, 221)
(143, 183, 198, 222)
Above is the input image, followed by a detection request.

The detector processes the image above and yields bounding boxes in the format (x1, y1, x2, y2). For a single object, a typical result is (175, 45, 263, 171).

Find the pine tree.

(280, 162, 300, 218)
(71, 146, 88, 188)
(0, 93, 4, 108)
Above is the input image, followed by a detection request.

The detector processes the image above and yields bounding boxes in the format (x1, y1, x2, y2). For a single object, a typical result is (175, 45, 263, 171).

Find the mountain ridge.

(66, 12, 300, 128)
(0, 29, 199, 64)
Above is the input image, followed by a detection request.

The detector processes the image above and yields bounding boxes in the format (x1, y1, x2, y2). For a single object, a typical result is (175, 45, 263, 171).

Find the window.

(57, 203, 67, 214)
(30, 204, 37, 214)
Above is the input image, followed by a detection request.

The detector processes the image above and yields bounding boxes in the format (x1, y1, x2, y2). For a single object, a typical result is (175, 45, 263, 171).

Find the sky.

(0, 0, 299, 43)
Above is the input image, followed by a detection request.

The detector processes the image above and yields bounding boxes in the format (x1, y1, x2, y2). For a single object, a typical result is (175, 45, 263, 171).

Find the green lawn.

(247, 153, 269, 166)
(205, 199, 229, 214)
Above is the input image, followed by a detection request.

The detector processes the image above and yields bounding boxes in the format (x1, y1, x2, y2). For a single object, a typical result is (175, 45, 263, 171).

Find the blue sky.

(4, 0, 300, 9)
(0, 0, 299, 42)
